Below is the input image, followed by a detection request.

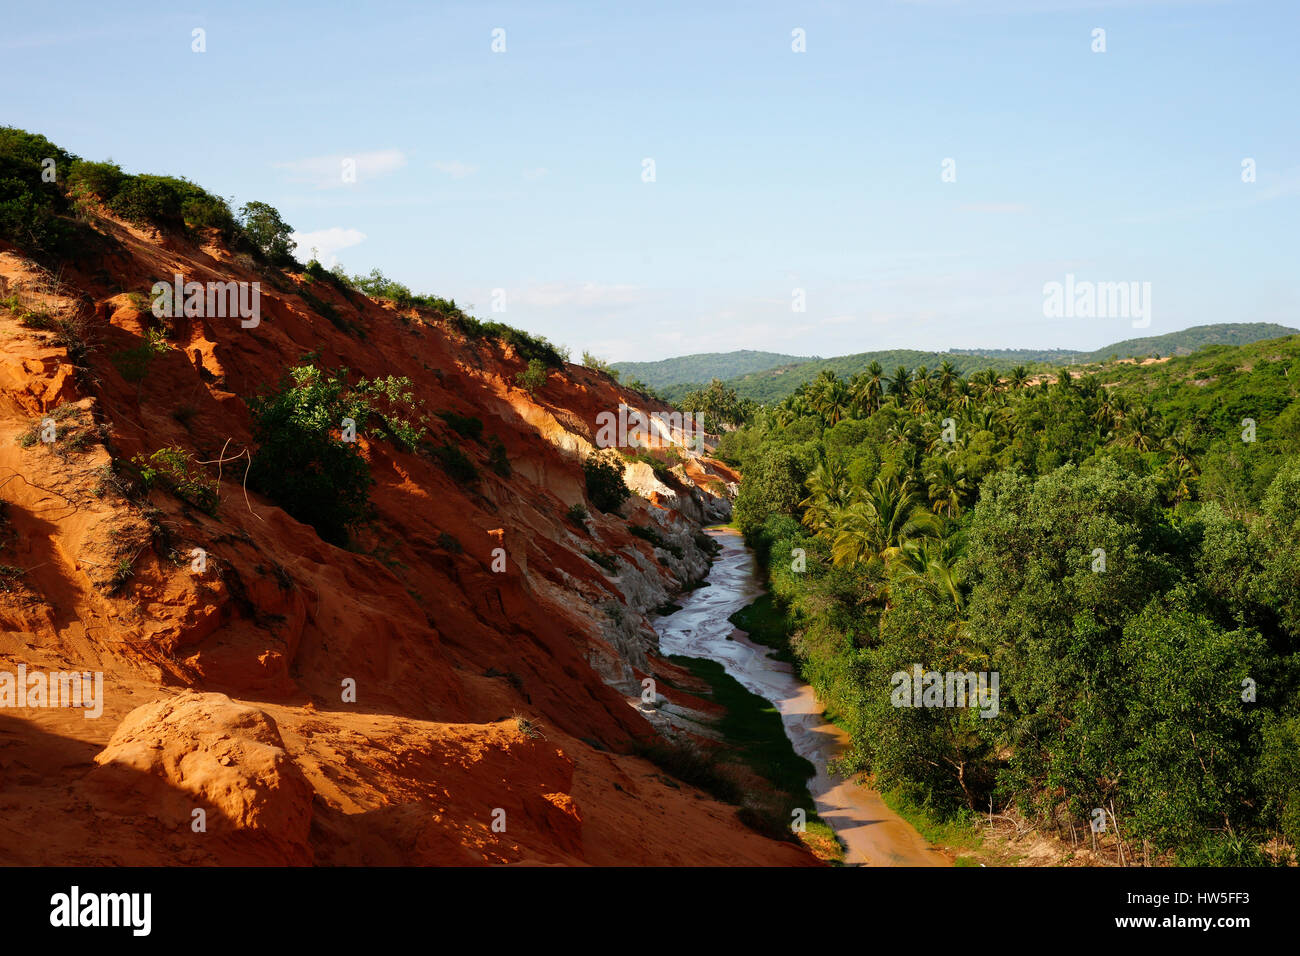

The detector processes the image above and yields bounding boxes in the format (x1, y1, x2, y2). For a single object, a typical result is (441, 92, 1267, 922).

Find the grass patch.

(668, 654, 843, 863)
(633, 739, 742, 804)
(728, 593, 798, 665)
(628, 523, 683, 559)
(583, 549, 618, 573)
(879, 786, 984, 857)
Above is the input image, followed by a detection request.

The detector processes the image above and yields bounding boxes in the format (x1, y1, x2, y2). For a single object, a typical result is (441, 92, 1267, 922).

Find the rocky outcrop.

(89, 691, 313, 865)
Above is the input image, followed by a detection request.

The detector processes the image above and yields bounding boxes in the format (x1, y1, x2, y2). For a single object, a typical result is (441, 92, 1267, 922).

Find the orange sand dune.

(0, 215, 812, 866)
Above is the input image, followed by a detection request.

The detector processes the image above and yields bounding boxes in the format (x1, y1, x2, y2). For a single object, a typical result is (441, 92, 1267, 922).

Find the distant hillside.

(950, 323, 1298, 365)
(612, 349, 811, 389)
(665, 350, 1032, 405)
(659, 323, 1297, 405)
(1075, 323, 1297, 363)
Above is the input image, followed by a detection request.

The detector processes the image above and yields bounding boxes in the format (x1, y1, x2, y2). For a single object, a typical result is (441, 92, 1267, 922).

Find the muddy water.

(655, 527, 949, 867)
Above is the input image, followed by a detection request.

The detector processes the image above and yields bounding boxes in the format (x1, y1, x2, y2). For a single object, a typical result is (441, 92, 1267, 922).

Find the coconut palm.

(909, 378, 935, 416)
(800, 451, 854, 534)
(1116, 403, 1161, 451)
(828, 472, 938, 568)
(851, 360, 885, 416)
(926, 457, 970, 518)
(937, 360, 958, 397)
(888, 366, 912, 404)
(950, 378, 976, 415)
(894, 532, 967, 611)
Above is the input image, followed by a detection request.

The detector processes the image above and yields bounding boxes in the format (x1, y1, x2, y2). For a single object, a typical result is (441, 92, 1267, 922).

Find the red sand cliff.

(0, 211, 814, 865)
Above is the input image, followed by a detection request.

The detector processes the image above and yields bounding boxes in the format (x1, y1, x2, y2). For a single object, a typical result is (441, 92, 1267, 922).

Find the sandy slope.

(0, 216, 814, 866)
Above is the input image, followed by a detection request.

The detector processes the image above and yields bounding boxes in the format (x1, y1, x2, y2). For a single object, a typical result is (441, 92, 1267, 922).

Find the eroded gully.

(654, 527, 950, 867)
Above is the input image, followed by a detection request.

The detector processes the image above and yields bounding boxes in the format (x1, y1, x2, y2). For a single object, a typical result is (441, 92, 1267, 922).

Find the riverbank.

(652, 527, 949, 867)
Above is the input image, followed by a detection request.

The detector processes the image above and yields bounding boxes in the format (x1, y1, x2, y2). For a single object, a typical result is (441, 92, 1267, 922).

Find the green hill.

(657, 323, 1297, 405)
(950, 323, 1297, 365)
(612, 349, 811, 389)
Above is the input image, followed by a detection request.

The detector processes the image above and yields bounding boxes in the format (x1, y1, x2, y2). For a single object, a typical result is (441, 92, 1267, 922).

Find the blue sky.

(3, 0, 1296, 361)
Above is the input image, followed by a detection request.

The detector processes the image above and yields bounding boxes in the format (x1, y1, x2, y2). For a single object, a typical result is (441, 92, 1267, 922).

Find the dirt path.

(655, 527, 950, 867)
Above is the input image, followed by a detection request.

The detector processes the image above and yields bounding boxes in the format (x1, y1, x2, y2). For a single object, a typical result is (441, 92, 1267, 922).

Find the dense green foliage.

(722, 338, 1300, 863)
(237, 201, 295, 264)
(0, 128, 77, 254)
(668, 350, 1033, 405)
(515, 358, 549, 395)
(584, 449, 631, 514)
(651, 327, 1297, 405)
(0, 126, 297, 265)
(677, 378, 755, 430)
(248, 362, 426, 544)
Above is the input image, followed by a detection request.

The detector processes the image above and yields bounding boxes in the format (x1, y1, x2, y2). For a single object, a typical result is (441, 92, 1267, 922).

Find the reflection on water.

(655, 528, 949, 867)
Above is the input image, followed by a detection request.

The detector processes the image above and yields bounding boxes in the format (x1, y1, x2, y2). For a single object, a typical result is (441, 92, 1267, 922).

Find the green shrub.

(516, 358, 549, 395)
(66, 158, 125, 201)
(629, 523, 683, 558)
(431, 442, 477, 483)
(567, 502, 589, 525)
(133, 446, 218, 514)
(108, 174, 232, 233)
(488, 437, 511, 477)
(582, 351, 620, 381)
(0, 128, 76, 253)
(248, 363, 423, 544)
(238, 200, 296, 265)
(438, 410, 483, 441)
(584, 549, 618, 573)
(112, 328, 170, 382)
(303, 258, 330, 282)
(584, 450, 631, 513)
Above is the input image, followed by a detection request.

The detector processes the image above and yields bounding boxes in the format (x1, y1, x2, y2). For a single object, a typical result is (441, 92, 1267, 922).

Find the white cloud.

(517, 281, 646, 308)
(274, 150, 407, 189)
(289, 227, 367, 267)
(433, 160, 478, 179)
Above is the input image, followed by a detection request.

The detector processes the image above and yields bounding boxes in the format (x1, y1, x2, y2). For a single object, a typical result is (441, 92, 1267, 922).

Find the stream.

(654, 527, 950, 867)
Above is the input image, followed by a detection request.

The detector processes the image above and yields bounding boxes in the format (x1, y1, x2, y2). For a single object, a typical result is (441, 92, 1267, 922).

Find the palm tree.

(828, 472, 938, 568)
(951, 378, 976, 415)
(894, 533, 967, 611)
(1055, 366, 1074, 392)
(968, 405, 998, 436)
(1166, 458, 1198, 505)
(853, 360, 885, 416)
(1163, 426, 1200, 482)
(1008, 366, 1029, 392)
(1116, 403, 1161, 451)
(937, 360, 958, 397)
(800, 452, 854, 534)
(926, 457, 970, 518)
(888, 366, 912, 404)
(909, 378, 935, 416)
